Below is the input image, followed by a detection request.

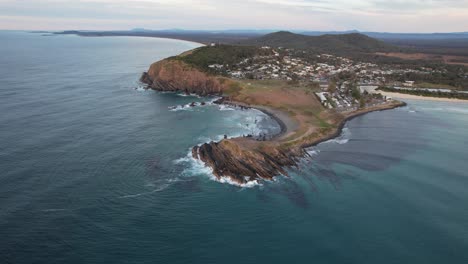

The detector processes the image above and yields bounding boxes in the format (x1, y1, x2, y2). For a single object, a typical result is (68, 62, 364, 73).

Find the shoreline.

(54, 31, 207, 46)
(147, 85, 407, 185)
(196, 98, 407, 184)
(302, 101, 407, 149)
(219, 97, 406, 151)
(217, 100, 296, 140)
(380, 91, 468, 103)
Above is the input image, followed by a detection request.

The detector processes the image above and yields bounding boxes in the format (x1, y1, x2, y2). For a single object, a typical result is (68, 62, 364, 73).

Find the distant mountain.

(301, 31, 468, 40)
(360, 32, 468, 40)
(144, 29, 468, 40)
(300, 30, 360, 36)
(240, 31, 398, 53)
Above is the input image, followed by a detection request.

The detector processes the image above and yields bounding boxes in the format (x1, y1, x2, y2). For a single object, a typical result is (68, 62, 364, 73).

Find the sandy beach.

(380, 92, 468, 103)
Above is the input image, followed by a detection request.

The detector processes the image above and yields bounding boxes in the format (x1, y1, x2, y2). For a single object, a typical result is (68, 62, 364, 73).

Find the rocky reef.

(192, 138, 306, 185)
(140, 59, 229, 95)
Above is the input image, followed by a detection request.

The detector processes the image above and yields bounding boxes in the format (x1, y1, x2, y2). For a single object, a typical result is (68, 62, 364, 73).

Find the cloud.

(0, 0, 467, 32)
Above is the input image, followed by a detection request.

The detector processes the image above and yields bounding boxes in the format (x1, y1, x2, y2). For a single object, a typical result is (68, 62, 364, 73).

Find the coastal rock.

(140, 59, 230, 96)
(192, 139, 305, 185)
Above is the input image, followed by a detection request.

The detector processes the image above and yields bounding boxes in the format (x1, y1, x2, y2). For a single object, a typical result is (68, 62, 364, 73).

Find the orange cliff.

(140, 59, 231, 96)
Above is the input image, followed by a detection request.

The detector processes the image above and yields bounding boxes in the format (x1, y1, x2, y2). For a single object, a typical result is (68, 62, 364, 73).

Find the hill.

(240, 31, 399, 54)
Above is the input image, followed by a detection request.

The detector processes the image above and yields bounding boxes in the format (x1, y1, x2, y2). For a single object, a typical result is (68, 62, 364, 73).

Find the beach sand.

(380, 92, 468, 103)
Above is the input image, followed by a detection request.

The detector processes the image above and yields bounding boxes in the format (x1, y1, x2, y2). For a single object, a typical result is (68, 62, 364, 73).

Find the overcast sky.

(0, 0, 467, 32)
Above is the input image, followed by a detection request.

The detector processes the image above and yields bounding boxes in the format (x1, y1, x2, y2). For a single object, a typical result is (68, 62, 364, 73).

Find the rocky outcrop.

(140, 59, 229, 96)
(192, 139, 306, 185)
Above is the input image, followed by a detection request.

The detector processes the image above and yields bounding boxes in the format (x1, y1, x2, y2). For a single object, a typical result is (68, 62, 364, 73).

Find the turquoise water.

(1, 32, 468, 263)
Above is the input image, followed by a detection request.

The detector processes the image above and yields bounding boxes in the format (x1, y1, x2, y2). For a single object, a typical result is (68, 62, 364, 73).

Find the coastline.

(217, 100, 298, 140)
(380, 91, 468, 103)
(54, 31, 207, 46)
(193, 98, 407, 185)
(302, 101, 407, 149)
(140, 57, 408, 184)
(220, 98, 406, 149)
(231, 99, 406, 149)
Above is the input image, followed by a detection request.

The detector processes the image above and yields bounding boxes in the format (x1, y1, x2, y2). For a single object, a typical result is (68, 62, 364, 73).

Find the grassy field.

(415, 82, 458, 90)
(225, 79, 343, 149)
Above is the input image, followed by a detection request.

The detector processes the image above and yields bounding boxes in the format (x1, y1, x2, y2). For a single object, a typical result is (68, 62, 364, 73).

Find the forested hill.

(239, 31, 400, 54)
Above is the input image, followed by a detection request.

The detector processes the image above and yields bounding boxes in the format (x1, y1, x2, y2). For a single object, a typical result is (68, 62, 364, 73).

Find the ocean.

(1, 31, 467, 264)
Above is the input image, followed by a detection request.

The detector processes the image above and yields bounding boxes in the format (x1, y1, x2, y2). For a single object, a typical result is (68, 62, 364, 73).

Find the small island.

(140, 35, 409, 185)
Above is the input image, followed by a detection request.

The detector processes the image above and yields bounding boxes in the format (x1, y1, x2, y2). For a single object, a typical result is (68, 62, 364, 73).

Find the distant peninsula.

(140, 41, 406, 185)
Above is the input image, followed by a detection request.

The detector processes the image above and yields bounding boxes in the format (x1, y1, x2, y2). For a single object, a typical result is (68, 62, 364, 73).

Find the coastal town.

(206, 46, 402, 111)
(208, 46, 451, 84)
(206, 45, 467, 110)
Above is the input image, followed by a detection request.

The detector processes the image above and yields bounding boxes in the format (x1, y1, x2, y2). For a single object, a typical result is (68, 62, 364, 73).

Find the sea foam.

(176, 148, 261, 188)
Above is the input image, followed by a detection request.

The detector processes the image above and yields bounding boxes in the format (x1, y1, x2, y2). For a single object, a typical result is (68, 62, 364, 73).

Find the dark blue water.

(1, 31, 468, 264)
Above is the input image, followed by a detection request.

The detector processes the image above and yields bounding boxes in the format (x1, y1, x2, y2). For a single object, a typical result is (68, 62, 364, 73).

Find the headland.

(140, 44, 407, 185)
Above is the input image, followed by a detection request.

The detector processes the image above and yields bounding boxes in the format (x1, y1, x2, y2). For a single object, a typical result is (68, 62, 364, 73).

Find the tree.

(351, 85, 361, 100)
(359, 97, 366, 109)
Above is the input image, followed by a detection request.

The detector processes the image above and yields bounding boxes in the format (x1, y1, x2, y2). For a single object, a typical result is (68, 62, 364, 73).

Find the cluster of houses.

(315, 91, 356, 110)
(206, 46, 463, 109)
(208, 47, 439, 87)
(315, 83, 393, 112)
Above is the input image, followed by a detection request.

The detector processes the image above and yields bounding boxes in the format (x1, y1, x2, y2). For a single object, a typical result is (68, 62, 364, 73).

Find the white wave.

(119, 184, 169, 198)
(196, 134, 229, 145)
(328, 138, 349, 144)
(218, 105, 235, 111)
(169, 99, 218, 112)
(177, 149, 261, 188)
(208, 97, 221, 104)
(215, 176, 262, 188)
(307, 149, 321, 156)
(169, 103, 198, 111)
(42, 209, 67, 212)
(134, 86, 147, 92)
(180, 151, 215, 177)
(167, 178, 189, 183)
(319, 126, 351, 145)
(174, 156, 191, 164)
(176, 93, 202, 98)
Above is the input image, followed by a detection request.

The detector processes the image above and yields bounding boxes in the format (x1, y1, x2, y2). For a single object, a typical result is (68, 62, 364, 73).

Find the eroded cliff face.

(141, 59, 228, 96)
(192, 138, 306, 185)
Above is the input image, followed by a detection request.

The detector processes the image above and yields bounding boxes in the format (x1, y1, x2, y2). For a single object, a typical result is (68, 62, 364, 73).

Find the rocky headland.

(141, 53, 405, 186)
(141, 59, 231, 96)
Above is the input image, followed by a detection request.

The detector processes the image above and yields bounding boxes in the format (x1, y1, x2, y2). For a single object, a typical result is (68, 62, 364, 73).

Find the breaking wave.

(175, 148, 262, 188)
(323, 127, 351, 145)
(168, 97, 220, 112)
(218, 105, 235, 111)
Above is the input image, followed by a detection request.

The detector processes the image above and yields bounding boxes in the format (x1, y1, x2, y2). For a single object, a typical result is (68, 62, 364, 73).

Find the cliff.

(140, 59, 230, 95)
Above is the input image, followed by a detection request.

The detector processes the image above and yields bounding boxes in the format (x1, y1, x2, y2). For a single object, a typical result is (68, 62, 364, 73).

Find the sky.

(0, 0, 467, 32)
